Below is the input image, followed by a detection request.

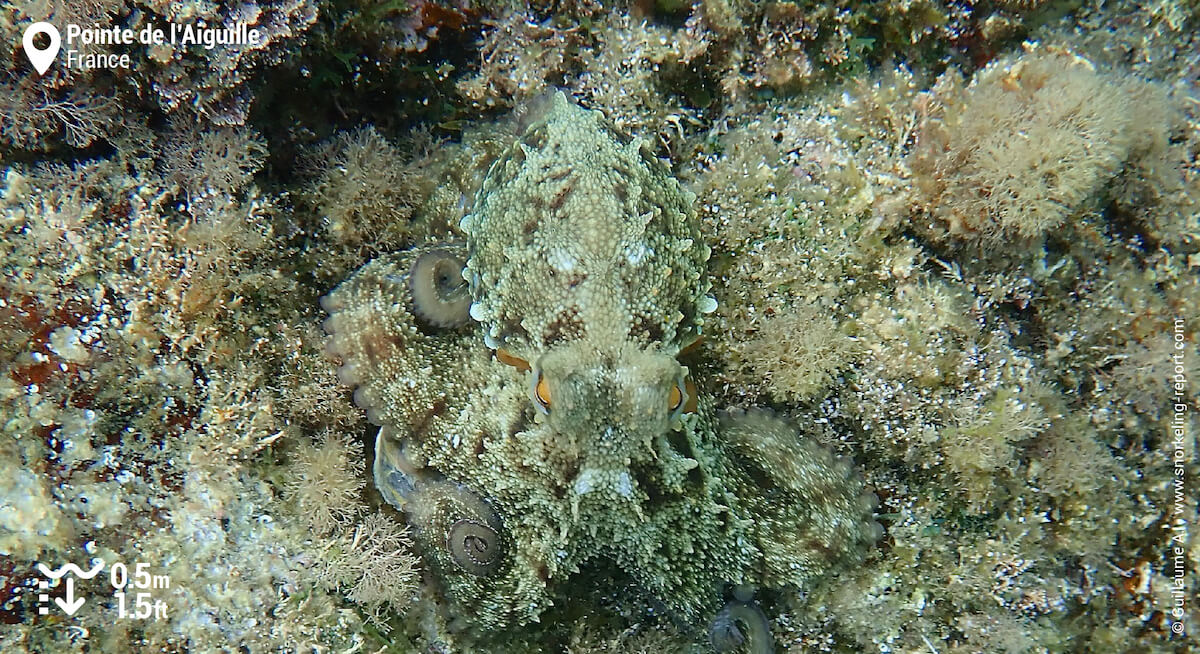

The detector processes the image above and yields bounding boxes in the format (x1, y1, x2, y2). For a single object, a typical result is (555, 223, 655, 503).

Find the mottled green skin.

(463, 92, 711, 358)
(323, 93, 878, 637)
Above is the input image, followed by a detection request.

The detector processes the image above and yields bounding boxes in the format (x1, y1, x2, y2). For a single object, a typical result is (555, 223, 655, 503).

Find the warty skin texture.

(323, 92, 878, 644)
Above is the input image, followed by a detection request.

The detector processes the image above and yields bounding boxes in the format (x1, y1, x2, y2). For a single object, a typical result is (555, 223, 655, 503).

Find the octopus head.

(532, 342, 695, 462)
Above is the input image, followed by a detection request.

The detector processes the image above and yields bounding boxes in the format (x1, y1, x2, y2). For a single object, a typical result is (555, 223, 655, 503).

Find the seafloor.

(0, 1, 1197, 653)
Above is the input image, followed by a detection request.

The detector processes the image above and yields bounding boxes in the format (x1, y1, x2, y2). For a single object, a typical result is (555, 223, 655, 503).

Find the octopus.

(321, 92, 880, 649)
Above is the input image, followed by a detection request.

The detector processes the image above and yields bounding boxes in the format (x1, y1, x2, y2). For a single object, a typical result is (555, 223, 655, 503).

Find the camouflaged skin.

(322, 93, 879, 640)
(461, 91, 714, 359)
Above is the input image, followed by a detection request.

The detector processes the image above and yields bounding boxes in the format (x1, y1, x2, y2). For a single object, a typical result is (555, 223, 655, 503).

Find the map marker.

(22, 22, 60, 76)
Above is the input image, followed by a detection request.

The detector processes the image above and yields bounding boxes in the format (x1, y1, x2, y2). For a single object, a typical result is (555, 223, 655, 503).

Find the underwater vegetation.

(0, 1, 1197, 653)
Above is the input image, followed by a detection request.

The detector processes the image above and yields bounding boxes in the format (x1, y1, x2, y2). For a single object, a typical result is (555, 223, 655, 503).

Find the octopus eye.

(535, 374, 552, 409)
(670, 377, 699, 419)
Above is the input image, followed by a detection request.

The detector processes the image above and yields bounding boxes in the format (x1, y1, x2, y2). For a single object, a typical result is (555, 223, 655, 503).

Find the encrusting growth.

(910, 44, 1174, 244)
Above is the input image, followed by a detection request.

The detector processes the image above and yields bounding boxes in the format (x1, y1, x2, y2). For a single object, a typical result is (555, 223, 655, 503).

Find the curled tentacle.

(409, 248, 471, 328)
(374, 431, 508, 578)
(408, 480, 508, 578)
(447, 519, 504, 576)
(321, 246, 480, 434)
(709, 599, 773, 653)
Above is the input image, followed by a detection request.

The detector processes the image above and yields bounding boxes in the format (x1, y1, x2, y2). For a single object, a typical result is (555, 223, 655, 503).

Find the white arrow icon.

(55, 577, 85, 615)
(22, 22, 61, 76)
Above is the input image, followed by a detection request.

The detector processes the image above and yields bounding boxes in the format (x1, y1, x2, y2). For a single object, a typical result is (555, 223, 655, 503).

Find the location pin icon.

(22, 22, 61, 76)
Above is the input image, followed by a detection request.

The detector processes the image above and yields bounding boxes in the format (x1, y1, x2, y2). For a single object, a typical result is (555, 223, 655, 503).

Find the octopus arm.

(321, 246, 483, 435)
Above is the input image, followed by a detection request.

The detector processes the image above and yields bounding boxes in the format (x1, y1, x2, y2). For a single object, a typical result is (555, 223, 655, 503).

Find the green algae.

(1, 1, 1197, 653)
